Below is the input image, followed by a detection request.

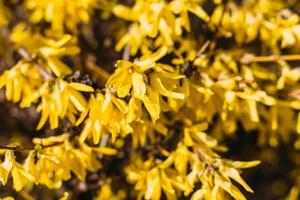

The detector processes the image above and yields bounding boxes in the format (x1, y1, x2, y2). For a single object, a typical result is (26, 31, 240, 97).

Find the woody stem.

(241, 53, 300, 63)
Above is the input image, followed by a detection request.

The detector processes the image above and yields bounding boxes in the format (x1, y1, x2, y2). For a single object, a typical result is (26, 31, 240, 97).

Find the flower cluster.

(125, 124, 260, 200)
(25, 0, 100, 33)
(113, 0, 209, 54)
(0, 0, 299, 200)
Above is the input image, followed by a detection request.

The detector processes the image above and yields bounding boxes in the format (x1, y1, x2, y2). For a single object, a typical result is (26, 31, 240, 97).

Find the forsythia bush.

(0, 0, 299, 199)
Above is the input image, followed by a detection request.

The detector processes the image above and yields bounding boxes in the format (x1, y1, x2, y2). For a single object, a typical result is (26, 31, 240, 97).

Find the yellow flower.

(113, 0, 209, 54)
(78, 90, 131, 144)
(95, 182, 127, 200)
(10, 25, 79, 77)
(107, 47, 185, 122)
(29, 135, 102, 188)
(0, 61, 43, 107)
(36, 80, 93, 130)
(25, 0, 99, 32)
(0, 151, 35, 191)
(108, 47, 168, 97)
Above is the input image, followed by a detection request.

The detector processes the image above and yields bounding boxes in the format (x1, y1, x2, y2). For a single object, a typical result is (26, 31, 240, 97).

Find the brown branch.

(17, 48, 53, 80)
(197, 40, 211, 57)
(241, 53, 300, 64)
(122, 44, 130, 60)
(0, 141, 64, 152)
(33, 63, 53, 80)
(17, 48, 31, 61)
(194, 147, 215, 173)
(97, 134, 109, 159)
(0, 145, 32, 151)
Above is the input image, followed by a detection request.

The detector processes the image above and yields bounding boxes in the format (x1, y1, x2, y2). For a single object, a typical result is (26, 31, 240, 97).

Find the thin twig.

(97, 134, 109, 159)
(0, 141, 64, 152)
(17, 48, 31, 61)
(241, 53, 300, 64)
(0, 145, 32, 151)
(197, 40, 211, 57)
(17, 48, 53, 80)
(34, 63, 53, 80)
(194, 147, 215, 173)
(122, 44, 130, 60)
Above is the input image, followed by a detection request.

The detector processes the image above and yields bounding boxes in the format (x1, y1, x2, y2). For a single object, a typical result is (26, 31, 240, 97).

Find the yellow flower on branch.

(36, 80, 94, 130)
(0, 61, 43, 107)
(78, 90, 131, 144)
(10, 25, 80, 77)
(0, 150, 35, 191)
(107, 47, 185, 122)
